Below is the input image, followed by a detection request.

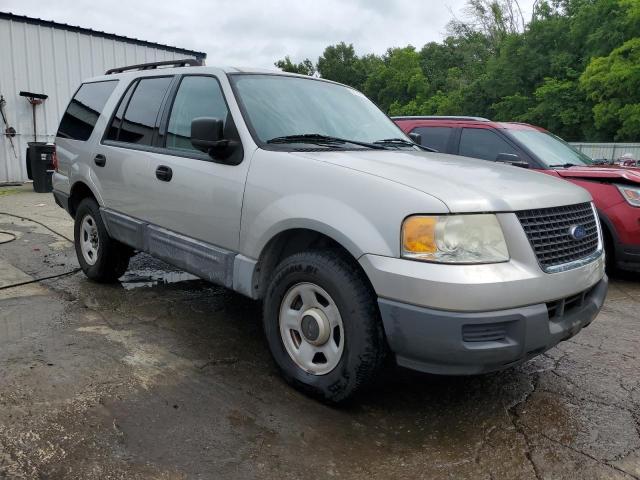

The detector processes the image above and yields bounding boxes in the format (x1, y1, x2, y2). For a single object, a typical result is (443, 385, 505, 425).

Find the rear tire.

(263, 250, 386, 404)
(74, 198, 132, 283)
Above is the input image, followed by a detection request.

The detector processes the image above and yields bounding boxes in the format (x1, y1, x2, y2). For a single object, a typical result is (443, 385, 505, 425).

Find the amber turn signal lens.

(402, 216, 437, 254)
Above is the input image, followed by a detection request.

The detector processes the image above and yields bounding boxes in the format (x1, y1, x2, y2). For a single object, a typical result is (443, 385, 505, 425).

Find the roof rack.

(105, 58, 203, 75)
(391, 115, 491, 122)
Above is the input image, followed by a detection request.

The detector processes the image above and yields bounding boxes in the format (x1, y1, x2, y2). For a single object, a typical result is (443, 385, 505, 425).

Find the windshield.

(230, 74, 407, 146)
(506, 129, 593, 167)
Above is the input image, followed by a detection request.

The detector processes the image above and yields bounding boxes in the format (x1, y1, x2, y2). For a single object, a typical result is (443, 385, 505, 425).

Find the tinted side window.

(166, 76, 229, 152)
(105, 82, 136, 141)
(411, 126, 453, 152)
(118, 76, 173, 146)
(459, 128, 518, 161)
(57, 80, 118, 141)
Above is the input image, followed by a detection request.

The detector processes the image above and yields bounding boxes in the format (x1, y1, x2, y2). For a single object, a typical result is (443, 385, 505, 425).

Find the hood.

(554, 165, 640, 184)
(293, 149, 592, 213)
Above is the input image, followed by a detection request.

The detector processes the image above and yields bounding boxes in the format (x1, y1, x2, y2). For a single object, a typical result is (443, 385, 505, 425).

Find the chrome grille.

(516, 203, 599, 271)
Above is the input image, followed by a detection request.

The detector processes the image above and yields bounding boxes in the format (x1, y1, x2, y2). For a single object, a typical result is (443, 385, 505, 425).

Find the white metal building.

(0, 12, 206, 183)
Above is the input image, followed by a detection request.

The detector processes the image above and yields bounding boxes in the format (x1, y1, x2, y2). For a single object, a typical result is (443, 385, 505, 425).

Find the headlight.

(616, 184, 640, 207)
(402, 214, 509, 264)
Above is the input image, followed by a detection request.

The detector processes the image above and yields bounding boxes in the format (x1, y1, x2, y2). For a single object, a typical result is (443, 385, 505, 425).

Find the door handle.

(155, 165, 173, 182)
(94, 154, 106, 167)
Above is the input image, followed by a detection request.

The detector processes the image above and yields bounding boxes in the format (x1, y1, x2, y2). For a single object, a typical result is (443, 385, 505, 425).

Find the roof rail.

(105, 58, 203, 75)
(391, 115, 491, 122)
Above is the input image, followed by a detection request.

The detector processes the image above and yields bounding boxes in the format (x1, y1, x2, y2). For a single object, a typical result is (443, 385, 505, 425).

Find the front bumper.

(359, 212, 606, 312)
(378, 276, 608, 375)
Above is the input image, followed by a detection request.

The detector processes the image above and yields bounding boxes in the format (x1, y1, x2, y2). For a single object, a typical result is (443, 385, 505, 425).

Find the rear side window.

(411, 126, 453, 152)
(57, 80, 118, 141)
(166, 76, 229, 152)
(459, 128, 518, 161)
(105, 82, 136, 141)
(110, 76, 173, 146)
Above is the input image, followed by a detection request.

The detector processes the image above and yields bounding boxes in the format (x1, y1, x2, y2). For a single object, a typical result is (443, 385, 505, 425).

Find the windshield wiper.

(373, 138, 435, 151)
(266, 134, 386, 150)
(548, 163, 579, 168)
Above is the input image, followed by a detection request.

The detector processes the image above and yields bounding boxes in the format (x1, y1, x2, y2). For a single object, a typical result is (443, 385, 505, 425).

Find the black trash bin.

(26, 142, 55, 193)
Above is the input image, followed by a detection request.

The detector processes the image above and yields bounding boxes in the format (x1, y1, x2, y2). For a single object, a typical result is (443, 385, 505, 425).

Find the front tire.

(74, 198, 132, 283)
(263, 250, 386, 404)
(603, 227, 617, 274)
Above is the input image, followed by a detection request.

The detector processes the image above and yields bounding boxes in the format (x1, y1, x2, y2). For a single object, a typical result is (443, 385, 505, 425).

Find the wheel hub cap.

(80, 214, 99, 266)
(278, 282, 345, 376)
(300, 309, 330, 345)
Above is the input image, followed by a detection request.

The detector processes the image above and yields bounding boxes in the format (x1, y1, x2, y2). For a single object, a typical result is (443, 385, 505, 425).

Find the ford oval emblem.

(569, 225, 587, 240)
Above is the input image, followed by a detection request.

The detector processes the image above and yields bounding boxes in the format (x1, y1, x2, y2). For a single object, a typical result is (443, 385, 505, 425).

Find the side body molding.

(146, 225, 234, 287)
(101, 209, 145, 248)
(101, 208, 239, 289)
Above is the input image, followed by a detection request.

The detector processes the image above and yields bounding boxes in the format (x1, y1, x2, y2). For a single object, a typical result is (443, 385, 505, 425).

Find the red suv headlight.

(616, 184, 640, 207)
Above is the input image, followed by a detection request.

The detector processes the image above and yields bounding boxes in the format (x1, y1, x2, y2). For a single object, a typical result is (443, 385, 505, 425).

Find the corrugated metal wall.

(0, 17, 201, 183)
(570, 143, 640, 161)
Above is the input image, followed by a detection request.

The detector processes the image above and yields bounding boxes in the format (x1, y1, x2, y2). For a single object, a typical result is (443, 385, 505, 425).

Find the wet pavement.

(0, 185, 639, 479)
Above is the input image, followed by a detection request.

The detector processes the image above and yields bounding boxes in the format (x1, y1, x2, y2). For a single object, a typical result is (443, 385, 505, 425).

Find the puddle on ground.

(120, 269, 199, 290)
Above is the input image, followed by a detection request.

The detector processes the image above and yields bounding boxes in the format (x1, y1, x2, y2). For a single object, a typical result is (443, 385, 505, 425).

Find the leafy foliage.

(275, 0, 640, 140)
(274, 56, 315, 76)
(581, 38, 640, 140)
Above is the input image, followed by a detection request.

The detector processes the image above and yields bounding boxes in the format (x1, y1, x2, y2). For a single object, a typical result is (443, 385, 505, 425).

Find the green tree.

(273, 0, 640, 140)
(419, 32, 491, 94)
(274, 56, 315, 76)
(523, 78, 593, 140)
(580, 37, 640, 140)
(316, 42, 366, 88)
(363, 47, 429, 112)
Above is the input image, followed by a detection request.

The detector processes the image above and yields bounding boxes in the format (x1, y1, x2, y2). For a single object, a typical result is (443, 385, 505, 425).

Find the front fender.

(239, 149, 449, 260)
(245, 194, 391, 260)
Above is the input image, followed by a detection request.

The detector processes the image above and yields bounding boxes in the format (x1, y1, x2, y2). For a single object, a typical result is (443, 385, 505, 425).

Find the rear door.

(94, 75, 175, 219)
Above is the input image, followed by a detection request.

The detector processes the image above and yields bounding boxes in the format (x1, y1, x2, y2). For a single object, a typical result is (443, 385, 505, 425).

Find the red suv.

(394, 116, 640, 272)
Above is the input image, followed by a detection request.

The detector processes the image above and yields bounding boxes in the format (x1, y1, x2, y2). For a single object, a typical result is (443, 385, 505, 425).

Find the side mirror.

(408, 132, 422, 145)
(191, 117, 225, 153)
(496, 152, 529, 169)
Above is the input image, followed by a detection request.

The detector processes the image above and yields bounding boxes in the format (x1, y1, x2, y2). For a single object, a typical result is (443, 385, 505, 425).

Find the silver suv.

(52, 60, 607, 403)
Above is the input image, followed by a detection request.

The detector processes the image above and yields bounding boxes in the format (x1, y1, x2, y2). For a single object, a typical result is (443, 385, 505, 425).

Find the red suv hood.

(554, 165, 640, 184)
